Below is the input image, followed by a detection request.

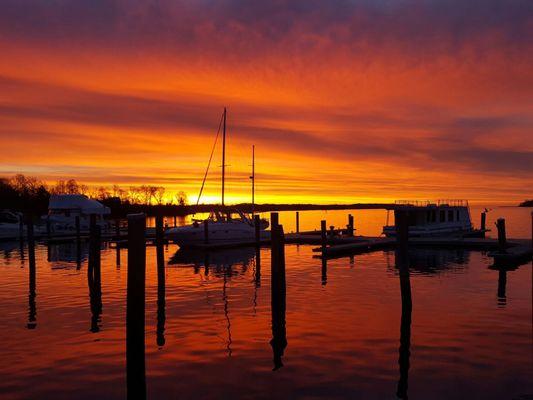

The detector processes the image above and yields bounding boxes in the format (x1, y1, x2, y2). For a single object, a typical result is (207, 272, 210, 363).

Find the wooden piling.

(155, 215, 164, 245)
(115, 218, 120, 239)
(348, 214, 354, 237)
(271, 212, 279, 230)
(27, 214, 36, 329)
(173, 215, 177, 227)
(88, 222, 102, 333)
(126, 213, 146, 399)
(204, 219, 209, 244)
(46, 218, 51, 238)
(156, 237, 166, 347)
(321, 220, 327, 252)
(480, 212, 487, 238)
(254, 214, 261, 246)
(496, 218, 506, 252)
(531, 211, 533, 249)
(270, 222, 287, 370)
(395, 246, 412, 399)
(296, 211, 300, 234)
(395, 210, 409, 249)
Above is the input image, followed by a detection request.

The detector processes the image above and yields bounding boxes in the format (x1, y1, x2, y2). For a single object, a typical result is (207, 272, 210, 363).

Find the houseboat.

(383, 200, 483, 237)
(46, 194, 110, 231)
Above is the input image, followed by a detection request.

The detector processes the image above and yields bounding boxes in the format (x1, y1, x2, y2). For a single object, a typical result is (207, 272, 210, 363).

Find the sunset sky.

(0, 0, 532, 204)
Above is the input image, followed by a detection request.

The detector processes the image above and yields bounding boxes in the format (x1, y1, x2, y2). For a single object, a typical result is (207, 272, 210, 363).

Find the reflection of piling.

(395, 248, 412, 400)
(156, 239, 166, 347)
(88, 220, 102, 333)
(496, 218, 506, 253)
(27, 215, 36, 329)
(126, 213, 146, 400)
(321, 257, 327, 286)
(296, 211, 300, 234)
(497, 269, 507, 306)
(270, 220, 287, 370)
(481, 212, 487, 238)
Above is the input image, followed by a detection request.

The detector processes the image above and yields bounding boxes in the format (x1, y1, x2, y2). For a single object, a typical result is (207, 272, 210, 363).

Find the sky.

(0, 0, 532, 204)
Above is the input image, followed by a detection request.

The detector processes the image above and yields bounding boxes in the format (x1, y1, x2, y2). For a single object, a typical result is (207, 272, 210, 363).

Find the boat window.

(448, 210, 454, 221)
(439, 210, 445, 222)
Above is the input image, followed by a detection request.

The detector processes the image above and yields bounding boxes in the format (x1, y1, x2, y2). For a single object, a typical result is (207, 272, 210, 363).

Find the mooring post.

(254, 214, 261, 246)
(530, 211, 533, 249)
(88, 222, 102, 333)
(90, 214, 96, 237)
(204, 219, 209, 245)
(321, 220, 327, 252)
(155, 215, 164, 245)
(348, 214, 354, 237)
(395, 210, 409, 249)
(271, 212, 279, 230)
(296, 211, 300, 234)
(126, 213, 146, 399)
(173, 215, 177, 227)
(270, 222, 287, 370)
(480, 212, 487, 238)
(156, 234, 166, 347)
(27, 214, 36, 329)
(496, 218, 506, 253)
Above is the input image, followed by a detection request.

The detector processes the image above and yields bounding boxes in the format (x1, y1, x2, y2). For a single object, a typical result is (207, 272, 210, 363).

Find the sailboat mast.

(251, 145, 255, 216)
(221, 107, 226, 206)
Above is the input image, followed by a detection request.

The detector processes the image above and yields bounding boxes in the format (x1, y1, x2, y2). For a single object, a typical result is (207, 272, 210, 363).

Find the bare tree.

(154, 186, 165, 205)
(175, 191, 188, 207)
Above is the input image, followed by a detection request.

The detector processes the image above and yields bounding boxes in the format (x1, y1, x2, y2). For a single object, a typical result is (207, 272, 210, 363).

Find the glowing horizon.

(1, 1, 532, 205)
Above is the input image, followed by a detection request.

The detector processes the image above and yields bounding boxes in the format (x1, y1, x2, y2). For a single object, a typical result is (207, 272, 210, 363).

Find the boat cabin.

(47, 194, 110, 230)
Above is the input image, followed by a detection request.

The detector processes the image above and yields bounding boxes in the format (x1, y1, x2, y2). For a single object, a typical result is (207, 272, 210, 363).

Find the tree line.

(0, 174, 188, 215)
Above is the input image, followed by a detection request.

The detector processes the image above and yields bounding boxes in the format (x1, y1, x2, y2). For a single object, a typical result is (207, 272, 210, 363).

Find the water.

(0, 207, 532, 399)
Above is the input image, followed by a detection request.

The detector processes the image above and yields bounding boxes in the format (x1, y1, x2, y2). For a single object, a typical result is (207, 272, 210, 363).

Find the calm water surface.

(0, 207, 531, 399)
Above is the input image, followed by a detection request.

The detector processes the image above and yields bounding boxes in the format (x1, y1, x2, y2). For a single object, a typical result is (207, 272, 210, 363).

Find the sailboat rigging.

(166, 108, 269, 247)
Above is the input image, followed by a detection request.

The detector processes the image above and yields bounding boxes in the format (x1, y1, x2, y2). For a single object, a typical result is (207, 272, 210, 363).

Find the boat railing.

(395, 199, 469, 207)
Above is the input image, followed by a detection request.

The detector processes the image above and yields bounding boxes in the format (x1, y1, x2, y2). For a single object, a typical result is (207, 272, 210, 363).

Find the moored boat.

(383, 200, 485, 237)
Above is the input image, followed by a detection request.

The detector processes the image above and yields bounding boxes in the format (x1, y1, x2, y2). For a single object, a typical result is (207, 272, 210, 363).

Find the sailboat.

(166, 108, 269, 247)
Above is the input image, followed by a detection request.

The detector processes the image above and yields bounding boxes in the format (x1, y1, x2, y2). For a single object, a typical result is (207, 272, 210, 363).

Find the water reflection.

(47, 242, 90, 267)
(169, 247, 255, 277)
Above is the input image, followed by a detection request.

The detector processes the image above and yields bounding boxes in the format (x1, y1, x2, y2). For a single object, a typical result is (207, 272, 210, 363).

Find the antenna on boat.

(250, 145, 255, 216)
(221, 107, 227, 206)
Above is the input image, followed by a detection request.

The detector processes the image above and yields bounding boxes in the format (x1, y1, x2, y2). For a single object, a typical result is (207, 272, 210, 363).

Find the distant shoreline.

(518, 200, 533, 207)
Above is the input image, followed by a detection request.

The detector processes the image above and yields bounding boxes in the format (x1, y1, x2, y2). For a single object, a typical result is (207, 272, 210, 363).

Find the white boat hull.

(166, 221, 260, 247)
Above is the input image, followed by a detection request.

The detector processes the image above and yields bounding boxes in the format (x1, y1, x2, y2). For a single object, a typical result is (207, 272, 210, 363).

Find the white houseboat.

(47, 194, 111, 231)
(383, 200, 483, 237)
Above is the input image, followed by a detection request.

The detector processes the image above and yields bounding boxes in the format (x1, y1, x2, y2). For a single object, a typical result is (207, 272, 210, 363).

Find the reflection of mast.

(396, 248, 412, 400)
(222, 268, 232, 357)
